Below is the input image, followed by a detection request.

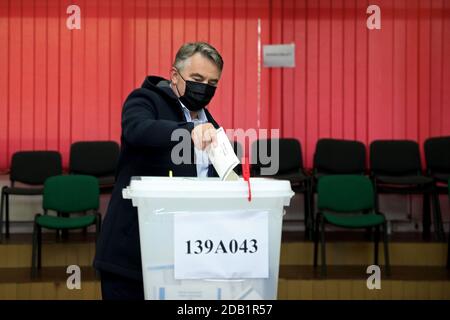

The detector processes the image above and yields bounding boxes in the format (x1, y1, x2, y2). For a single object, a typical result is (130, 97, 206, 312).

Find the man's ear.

(170, 68, 178, 85)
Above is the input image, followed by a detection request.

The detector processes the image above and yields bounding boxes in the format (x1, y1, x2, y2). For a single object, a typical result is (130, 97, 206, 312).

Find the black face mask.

(175, 71, 217, 112)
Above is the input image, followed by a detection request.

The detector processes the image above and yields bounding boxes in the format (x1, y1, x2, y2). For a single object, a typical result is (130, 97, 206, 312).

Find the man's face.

(171, 52, 221, 98)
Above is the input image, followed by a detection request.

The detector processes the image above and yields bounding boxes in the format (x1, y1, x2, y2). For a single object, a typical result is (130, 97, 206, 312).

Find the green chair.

(447, 180, 450, 269)
(31, 175, 102, 276)
(313, 175, 390, 276)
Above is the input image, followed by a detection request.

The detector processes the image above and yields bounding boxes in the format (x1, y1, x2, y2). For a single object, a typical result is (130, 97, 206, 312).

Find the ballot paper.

(207, 127, 240, 181)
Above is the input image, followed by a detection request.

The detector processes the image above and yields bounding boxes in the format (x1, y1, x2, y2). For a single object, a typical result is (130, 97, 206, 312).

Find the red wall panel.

(0, 0, 449, 170)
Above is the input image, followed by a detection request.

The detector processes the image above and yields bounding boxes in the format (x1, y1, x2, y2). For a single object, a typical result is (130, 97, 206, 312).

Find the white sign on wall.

(174, 210, 269, 280)
(263, 43, 295, 68)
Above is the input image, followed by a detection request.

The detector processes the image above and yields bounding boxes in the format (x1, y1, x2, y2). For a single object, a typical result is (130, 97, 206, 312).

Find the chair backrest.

(424, 136, 450, 174)
(313, 138, 366, 175)
(10, 151, 62, 185)
(370, 140, 421, 176)
(43, 175, 99, 213)
(317, 175, 375, 213)
(69, 141, 120, 177)
(251, 138, 303, 175)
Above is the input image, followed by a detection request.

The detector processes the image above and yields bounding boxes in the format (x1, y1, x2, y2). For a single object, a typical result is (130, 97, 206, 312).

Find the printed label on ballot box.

(173, 210, 269, 279)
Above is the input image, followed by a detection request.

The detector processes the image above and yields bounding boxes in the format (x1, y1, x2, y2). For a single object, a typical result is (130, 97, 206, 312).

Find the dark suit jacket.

(93, 76, 220, 280)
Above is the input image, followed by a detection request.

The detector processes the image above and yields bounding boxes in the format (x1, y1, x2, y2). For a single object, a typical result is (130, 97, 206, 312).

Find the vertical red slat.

(122, 0, 136, 100)
(259, 0, 271, 131)
(418, 1, 431, 149)
(293, 0, 307, 164)
(233, 0, 246, 130)
(34, 0, 47, 150)
(45, 0, 60, 154)
(159, 0, 172, 76)
(281, 0, 294, 137)
(343, 0, 356, 141)
(0, 0, 9, 169)
(59, 0, 73, 166)
(147, 0, 160, 75)
(172, 0, 185, 64)
(381, 0, 394, 141)
(71, 0, 86, 146)
(98, 0, 111, 140)
(135, 0, 147, 86)
(318, 0, 331, 139)
(429, 0, 444, 137)
(330, 0, 344, 139)
(84, 0, 99, 140)
(442, 0, 450, 136)
(219, 0, 234, 130)
(109, 0, 123, 142)
(405, 0, 419, 141)
(305, 0, 319, 168)
(207, 0, 223, 125)
(355, 0, 369, 146)
(367, 0, 384, 142)
(392, 0, 407, 140)
(269, 0, 282, 135)
(22, 0, 35, 151)
(245, 0, 259, 130)
(184, 0, 197, 42)
(197, 0, 209, 42)
(8, 0, 23, 159)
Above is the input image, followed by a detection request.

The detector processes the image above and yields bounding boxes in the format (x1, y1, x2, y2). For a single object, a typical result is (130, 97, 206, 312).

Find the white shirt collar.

(179, 100, 208, 123)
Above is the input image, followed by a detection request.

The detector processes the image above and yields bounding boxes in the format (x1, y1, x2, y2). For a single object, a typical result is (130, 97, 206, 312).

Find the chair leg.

(373, 181, 380, 213)
(422, 192, 431, 240)
(374, 226, 380, 266)
(83, 211, 88, 236)
(304, 182, 313, 241)
(313, 213, 320, 268)
(320, 216, 327, 277)
(61, 212, 69, 240)
(447, 237, 450, 270)
(382, 222, 391, 276)
(31, 219, 38, 278)
(5, 192, 9, 238)
(447, 236, 450, 270)
(0, 188, 4, 242)
(37, 224, 42, 269)
(310, 181, 316, 238)
(430, 185, 445, 241)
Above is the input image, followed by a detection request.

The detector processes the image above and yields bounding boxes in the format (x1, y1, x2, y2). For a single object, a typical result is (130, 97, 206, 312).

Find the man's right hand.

(191, 123, 218, 150)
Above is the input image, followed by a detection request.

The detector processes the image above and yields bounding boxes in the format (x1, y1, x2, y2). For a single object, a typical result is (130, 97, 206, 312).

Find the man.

(94, 42, 223, 299)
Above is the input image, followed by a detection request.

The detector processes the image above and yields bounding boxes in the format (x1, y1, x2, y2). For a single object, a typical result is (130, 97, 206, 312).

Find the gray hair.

(173, 42, 223, 73)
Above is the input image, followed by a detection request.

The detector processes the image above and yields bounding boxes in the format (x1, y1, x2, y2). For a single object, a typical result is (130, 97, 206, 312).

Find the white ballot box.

(122, 177, 294, 300)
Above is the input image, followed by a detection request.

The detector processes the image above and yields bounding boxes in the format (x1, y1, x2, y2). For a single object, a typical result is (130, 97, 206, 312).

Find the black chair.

(251, 138, 312, 238)
(313, 138, 367, 177)
(370, 140, 445, 241)
(425, 136, 450, 239)
(0, 151, 62, 240)
(311, 138, 367, 233)
(447, 180, 450, 269)
(69, 141, 120, 193)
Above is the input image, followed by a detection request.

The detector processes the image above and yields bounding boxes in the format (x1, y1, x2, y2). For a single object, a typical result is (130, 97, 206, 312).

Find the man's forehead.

(183, 54, 220, 77)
